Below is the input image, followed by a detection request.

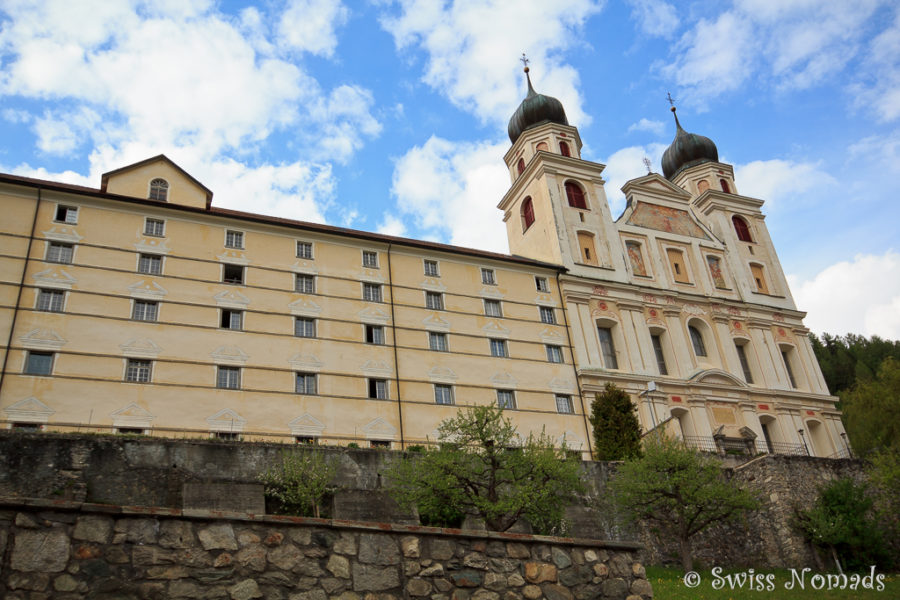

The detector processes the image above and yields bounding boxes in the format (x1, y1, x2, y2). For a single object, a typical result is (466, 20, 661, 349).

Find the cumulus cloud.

(733, 159, 837, 209)
(849, 8, 900, 122)
(278, 0, 349, 57)
(379, 0, 601, 127)
(662, 1, 887, 108)
(602, 143, 668, 215)
(0, 0, 377, 220)
(627, 118, 665, 136)
(626, 0, 678, 38)
(376, 214, 408, 237)
(789, 250, 900, 339)
(390, 136, 510, 253)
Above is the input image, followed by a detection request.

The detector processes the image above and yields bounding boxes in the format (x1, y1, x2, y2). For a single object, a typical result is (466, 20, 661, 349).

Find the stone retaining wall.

(0, 498, 651, 600)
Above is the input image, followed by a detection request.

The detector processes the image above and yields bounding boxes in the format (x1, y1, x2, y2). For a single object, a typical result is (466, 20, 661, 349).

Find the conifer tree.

(589, 383, 642, 460)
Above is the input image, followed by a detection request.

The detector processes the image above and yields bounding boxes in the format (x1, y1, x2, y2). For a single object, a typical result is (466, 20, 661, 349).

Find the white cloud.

(663, 1, 886, 107)
(733, 159, 837, 209)
(849, 8, 900, 122)
(278, 0, 349, 57)
(627, 118, 665, 136)
(789, 250, 900, 339)
(0, 0, 378, 221)
(602, 143, 667, 215)
(376, 214, 408, 237)
(379, 0, 601, 128)
(390, 136, 510, 253)
(626, 0, 678, 38)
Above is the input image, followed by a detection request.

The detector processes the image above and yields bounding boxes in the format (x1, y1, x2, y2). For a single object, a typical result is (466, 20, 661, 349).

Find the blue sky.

(1, 0, 898, 339)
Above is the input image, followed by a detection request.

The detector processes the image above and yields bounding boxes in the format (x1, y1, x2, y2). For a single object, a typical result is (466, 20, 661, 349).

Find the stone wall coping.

(0, 495, 642, 551)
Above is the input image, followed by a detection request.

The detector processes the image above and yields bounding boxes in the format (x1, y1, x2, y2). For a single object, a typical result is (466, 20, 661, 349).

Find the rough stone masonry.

(0, 498, 651, 600)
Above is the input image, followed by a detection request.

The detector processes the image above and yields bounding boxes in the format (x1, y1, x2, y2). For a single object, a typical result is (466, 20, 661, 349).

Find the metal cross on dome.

(667, 92, 676, 107)
(520, 53, 529, 69)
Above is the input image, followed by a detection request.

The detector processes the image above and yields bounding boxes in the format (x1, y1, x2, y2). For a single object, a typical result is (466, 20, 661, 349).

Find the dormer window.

(148, 178, 169, 202)
(565, 181, 587, 209)
(732, 216, 753, 242)
(521, 197, 535, 231)
(559, 141, 571, 157)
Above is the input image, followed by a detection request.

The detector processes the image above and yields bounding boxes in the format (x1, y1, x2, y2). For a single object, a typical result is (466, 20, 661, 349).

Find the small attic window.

(149, 178, 169, 202)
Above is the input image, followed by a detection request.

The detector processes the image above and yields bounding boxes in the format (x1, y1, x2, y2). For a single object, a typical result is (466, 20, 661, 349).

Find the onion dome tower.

(507, 65, 569, 144)
(661, 105, 719, 180)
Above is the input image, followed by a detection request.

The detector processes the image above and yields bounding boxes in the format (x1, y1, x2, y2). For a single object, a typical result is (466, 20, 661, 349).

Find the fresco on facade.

(626, 202, 711, 239)
(706, 255, 727, 288)
(625, 241, 648, 276)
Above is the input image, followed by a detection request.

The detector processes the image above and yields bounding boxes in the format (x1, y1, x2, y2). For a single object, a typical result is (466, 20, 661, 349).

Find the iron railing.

(682, 435, 808, 457)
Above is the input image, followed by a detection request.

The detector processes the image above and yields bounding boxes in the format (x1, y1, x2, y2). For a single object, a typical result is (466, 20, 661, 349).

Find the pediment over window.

(688, 368, 748, 388)
(4, 397, 54, 422)
(362, 417, 397, 439)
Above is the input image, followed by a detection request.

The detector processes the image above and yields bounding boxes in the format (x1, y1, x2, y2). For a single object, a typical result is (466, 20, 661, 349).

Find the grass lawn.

(645, 566, 898, 599)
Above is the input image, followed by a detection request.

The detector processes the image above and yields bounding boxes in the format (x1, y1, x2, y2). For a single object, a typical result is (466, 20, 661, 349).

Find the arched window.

(732, 215, 753, 242)
(565, 181, 587, 209)
(688, 325, 707, 357)
(516, 158, 525, 176)
(149, 178, 169, 202)
(521, 197, 535, 231)
(536, 142, 548, 152)
(559, 141, 571, 157)
(577, 231, 598, 265)
(697, 180, 709, 193)
(720, 179, 731, 193)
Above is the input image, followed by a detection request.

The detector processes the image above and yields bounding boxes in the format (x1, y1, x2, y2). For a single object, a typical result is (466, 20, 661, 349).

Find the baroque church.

(0, 68, 847, 459)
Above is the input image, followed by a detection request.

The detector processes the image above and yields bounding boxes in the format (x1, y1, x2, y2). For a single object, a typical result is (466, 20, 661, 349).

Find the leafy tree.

(258, 449, 337, 517)
(608, 433, 760, 572)
(590, 383, 642, 460)
(841, 357, 900, 457)
(868, 449, 900, 566)
(811, 333, 900, 396)
(794, 477, 888, 572)
(385, 404, 584, 533)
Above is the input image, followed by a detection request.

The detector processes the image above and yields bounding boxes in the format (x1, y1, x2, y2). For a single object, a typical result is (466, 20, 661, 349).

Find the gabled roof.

(100, 154, 213, 207)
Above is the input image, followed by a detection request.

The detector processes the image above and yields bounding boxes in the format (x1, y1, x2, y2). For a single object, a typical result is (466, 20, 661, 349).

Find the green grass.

(645, 566, 898, 599)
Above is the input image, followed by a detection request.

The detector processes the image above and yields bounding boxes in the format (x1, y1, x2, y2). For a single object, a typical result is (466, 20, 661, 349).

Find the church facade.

(0, 72, 847, 459)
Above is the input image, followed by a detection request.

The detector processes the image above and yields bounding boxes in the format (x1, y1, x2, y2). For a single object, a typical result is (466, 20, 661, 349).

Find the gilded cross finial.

(520, 53, 530, 72)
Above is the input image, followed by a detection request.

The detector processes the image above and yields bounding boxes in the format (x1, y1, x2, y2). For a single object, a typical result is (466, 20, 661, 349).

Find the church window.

(735, 342, 754, 384)
(688, 325, 707, 357)
(651, 334, 668, 375)
(295, 274, 315, 294)
(148, 178, 168, 202)
(522, 197, 535, 231)
(37, 289, 65, 312)
(25, 351, 54, 375)
(516, 158, 525, 175)
(497, 390, 516, 409)
(294, 317, 316, 338)
(577, 231, 598, 265)
(750, 263, 769, 294)
(144, 218, 165, 237)
(425, 291, 444, 310)
(565, 181, 587, 209)
(54, 205, 78, 224)
(221, 309, 243, 330)
(223, 264, 244, 284)
(555, 394, 574, 414)
(295, 372, 317, 394)
(365, 325, 384, 344)
(125, 359, 152, 383)
(216, 366, 241, 389)
(429, 332, 448, 351)
(781, 348, 798, 388)
(732, 216, 753, 242)
(597, 326, 618, 369)
(666, 248, 690, 283)
(434, 384, 454, 405)
(559, 141, 571, 157)
(720, 179, 731, 193)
